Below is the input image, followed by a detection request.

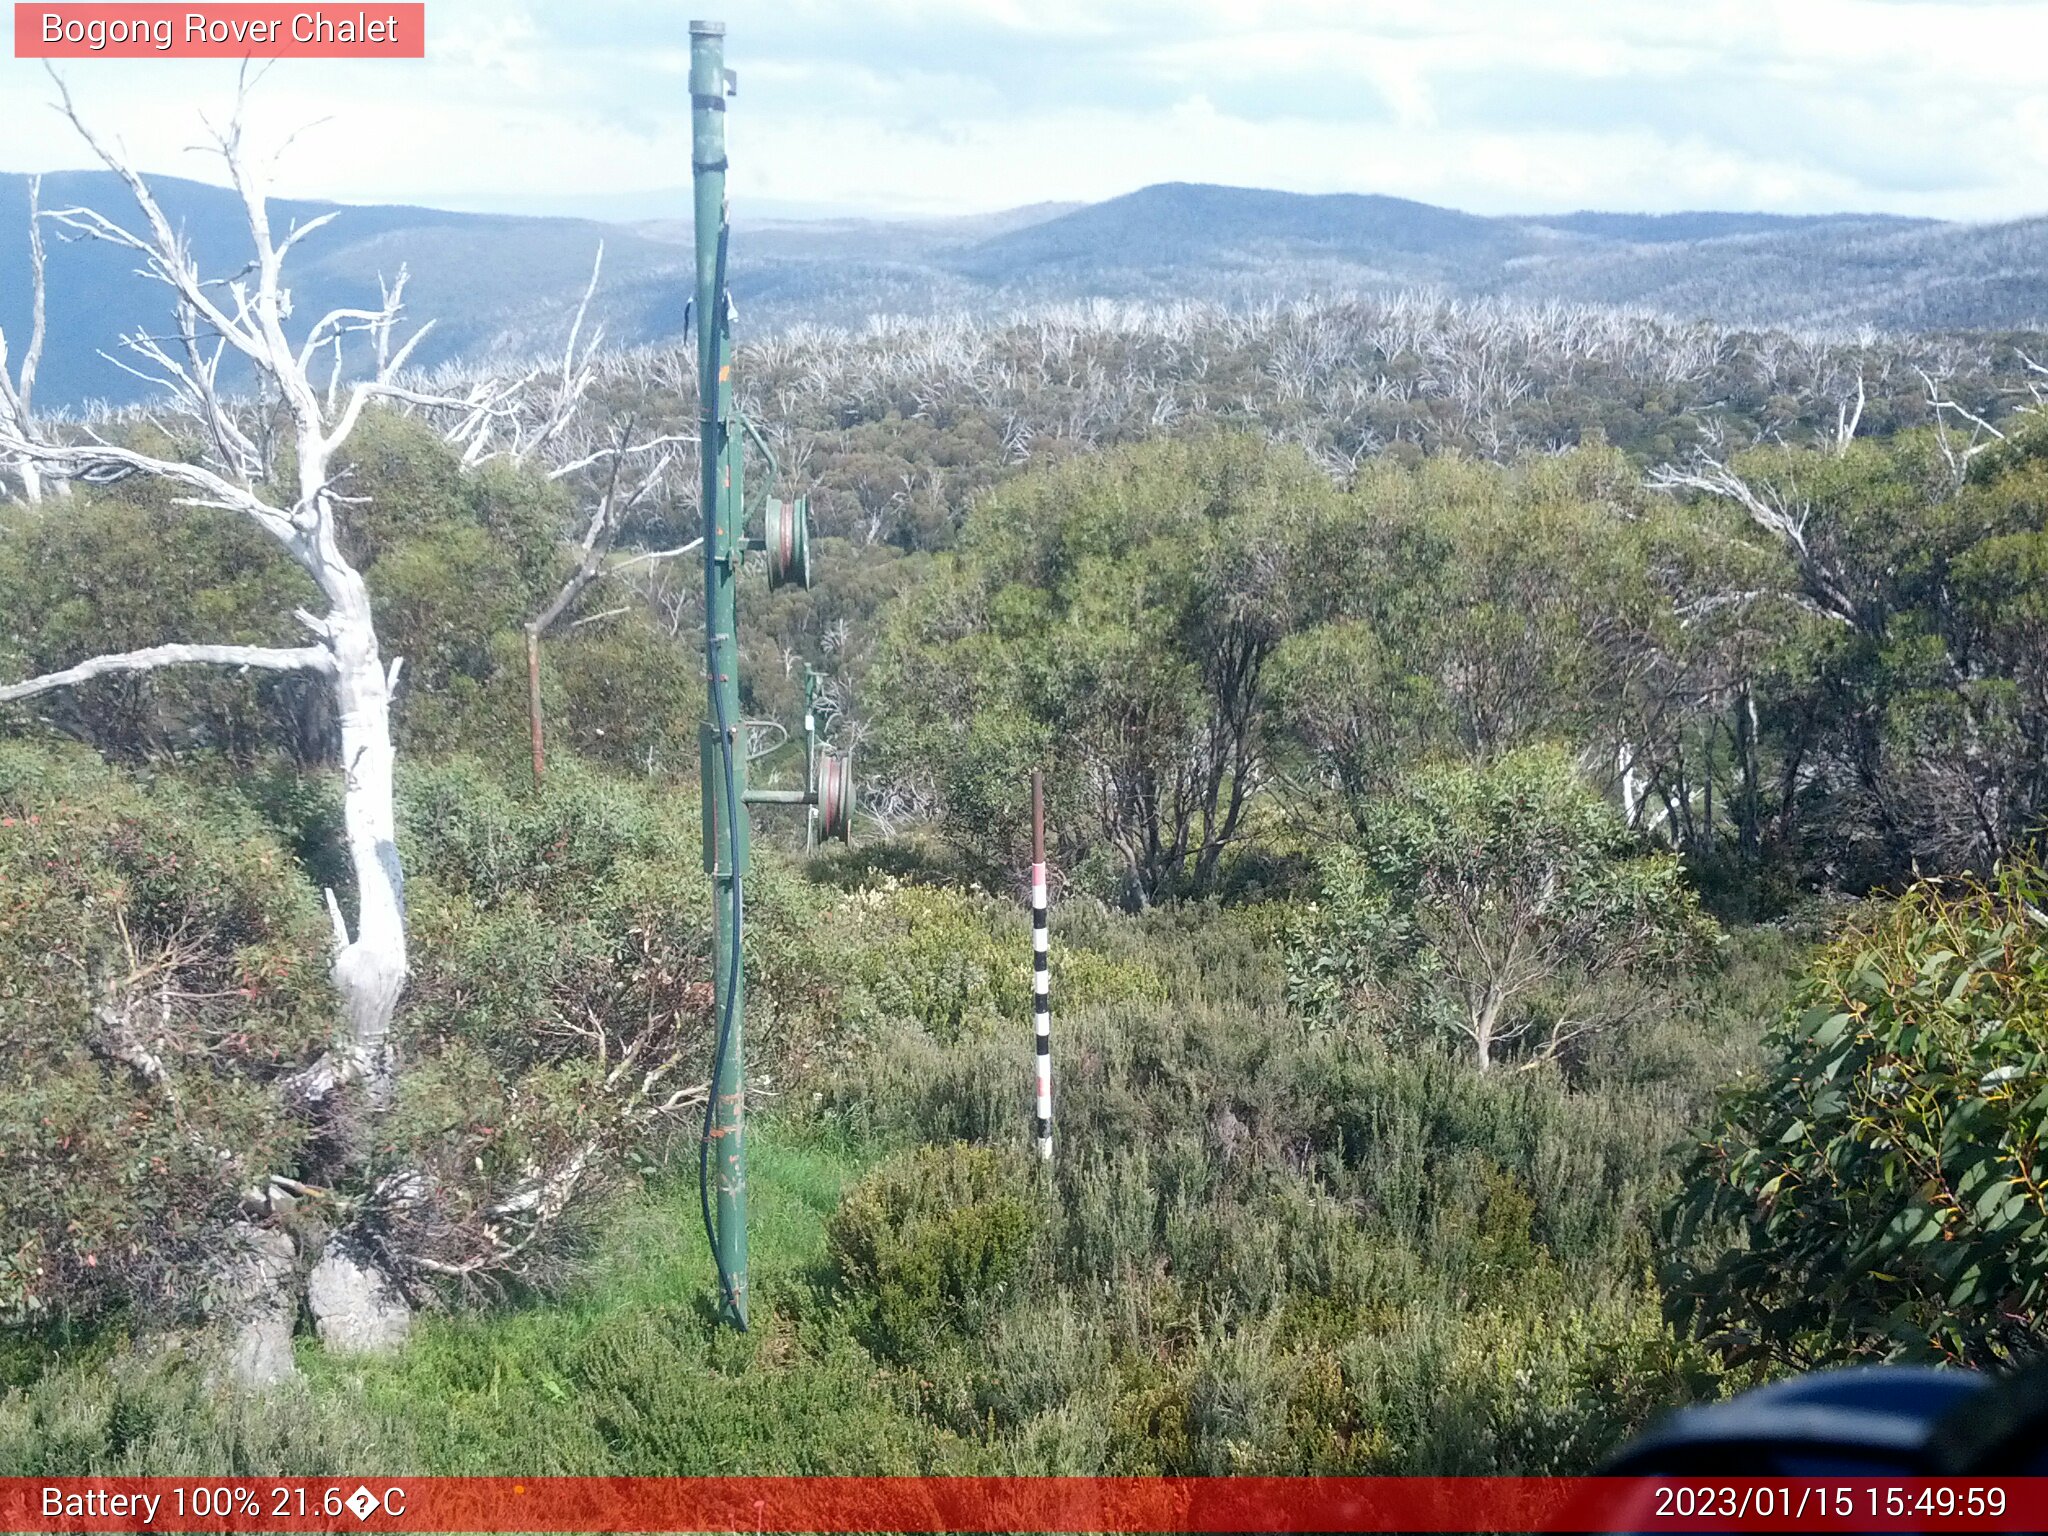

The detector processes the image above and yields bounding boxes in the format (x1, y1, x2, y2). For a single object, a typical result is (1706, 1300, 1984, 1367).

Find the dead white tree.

(523, 424, 692, 778)
(0, 174, 59, 504)
(0, 80, 505, 1352)
(1830, 368, 1866, 456)
(1648, 452, 1861, 630)
(2013, 349, 2048, 416)
(1916, 364, 2005, 484)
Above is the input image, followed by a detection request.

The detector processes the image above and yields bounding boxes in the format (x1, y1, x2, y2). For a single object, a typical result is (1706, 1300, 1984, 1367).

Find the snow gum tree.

(0, 80, 519, 1368)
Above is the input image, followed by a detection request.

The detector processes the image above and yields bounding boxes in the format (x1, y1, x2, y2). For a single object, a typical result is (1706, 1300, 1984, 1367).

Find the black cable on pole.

(698, 215, 746, 1329)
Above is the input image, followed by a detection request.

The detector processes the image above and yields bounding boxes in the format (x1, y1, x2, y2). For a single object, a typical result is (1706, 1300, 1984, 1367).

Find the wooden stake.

(525, 628, 546, 781)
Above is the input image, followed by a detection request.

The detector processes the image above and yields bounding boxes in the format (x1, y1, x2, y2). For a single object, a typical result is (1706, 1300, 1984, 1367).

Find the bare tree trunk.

(519, 437, 681, 781)
(0, 174, 54, 505)
(1617, 742, 1645, 829)
(325, 567, 407, 1110)
(1469, 987, 1503, 1073)
(1701, 718, 1716, 849)
(1735, 686, 1762, 862)
(0, 78, 533, 1369)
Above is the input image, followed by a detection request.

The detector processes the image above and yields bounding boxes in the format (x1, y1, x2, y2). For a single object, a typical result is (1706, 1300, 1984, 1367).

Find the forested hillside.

(10, 171, 2048, 412)
(4, 149, 2048, 1477)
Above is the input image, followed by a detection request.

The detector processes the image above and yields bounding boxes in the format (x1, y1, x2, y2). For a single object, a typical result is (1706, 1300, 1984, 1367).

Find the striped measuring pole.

(1030, 770, 1053, 1162)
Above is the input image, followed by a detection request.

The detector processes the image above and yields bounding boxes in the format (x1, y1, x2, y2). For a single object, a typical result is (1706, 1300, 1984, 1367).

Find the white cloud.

(1, 0, 2044, 220)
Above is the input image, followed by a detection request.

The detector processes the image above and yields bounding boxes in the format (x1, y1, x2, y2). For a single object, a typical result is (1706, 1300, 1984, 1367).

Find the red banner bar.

(0, 1478, 2044, 1532)
(13, 5, 425, 58)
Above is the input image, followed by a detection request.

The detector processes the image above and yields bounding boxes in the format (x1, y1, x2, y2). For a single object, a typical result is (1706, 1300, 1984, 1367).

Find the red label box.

(14, 4, 425, 57)
(2, 1477, 2047, 1533)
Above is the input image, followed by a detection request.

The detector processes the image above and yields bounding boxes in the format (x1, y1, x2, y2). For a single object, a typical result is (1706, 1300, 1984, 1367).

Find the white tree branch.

(546, 432, 695, 480)
(43, 71, 269, 371)
(606, 537, 703, 575)
(0, 642, 335, 704)
(0, 431, 304, 548)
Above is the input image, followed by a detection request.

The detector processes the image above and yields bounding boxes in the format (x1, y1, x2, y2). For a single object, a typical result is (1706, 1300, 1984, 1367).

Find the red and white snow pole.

(1030, 770, 1053, 1163)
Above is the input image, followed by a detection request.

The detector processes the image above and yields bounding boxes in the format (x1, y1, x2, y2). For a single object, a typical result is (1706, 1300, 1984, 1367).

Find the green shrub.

(0, 1350, 413, 1475)
(0, 743, 331, 1325)
(1668, 861, 2048, 1369)
(841, 884, 1026, 1041)
(828, 880, 1166, 1042)
(555, 1302, 941, 1474)
(867, 434, 1343, 906)
(1287, 747, 1718, 1071)
(0, 412, 695, 778)
(385, 756, 855, 1289)
(0, 484, 324, 766)
(827, 1144, 1040, 1359)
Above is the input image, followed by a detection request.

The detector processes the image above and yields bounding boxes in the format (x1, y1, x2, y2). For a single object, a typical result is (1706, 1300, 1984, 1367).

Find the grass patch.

(299, 1119, 954, 1474)
(1, 1119, 976, 1476)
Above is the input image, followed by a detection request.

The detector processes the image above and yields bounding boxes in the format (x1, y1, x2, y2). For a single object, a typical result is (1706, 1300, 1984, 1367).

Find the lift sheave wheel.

(816, 750, 854, 843)
(764, 496, 812, 591)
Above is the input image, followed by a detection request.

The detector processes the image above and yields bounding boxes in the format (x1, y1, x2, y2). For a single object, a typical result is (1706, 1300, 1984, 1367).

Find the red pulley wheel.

(764, 497, 812, 591)
(816, 750, 854, 843)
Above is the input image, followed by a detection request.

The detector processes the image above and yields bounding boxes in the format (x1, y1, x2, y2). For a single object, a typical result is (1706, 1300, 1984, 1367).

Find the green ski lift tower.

(690, 18, 853, 1330)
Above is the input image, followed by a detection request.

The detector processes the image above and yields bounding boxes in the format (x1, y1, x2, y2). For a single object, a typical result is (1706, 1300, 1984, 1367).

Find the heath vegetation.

(3, 104, 2046, 1475)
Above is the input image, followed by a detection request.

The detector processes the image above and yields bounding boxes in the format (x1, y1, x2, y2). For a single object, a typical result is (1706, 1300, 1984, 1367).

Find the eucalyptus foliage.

(870, 433, 1338, 906)
(1289, 748, 1717, 1071)
(1668, 862, 2048, 1368)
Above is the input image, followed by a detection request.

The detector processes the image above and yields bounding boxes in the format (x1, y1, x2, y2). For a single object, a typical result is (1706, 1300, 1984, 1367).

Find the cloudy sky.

(3, 0, 2046, 223)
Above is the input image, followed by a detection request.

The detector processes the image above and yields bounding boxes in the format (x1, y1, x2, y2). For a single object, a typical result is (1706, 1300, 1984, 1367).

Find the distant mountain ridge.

(2, 173, 2040, 412)
(0, 170, 706, 412)
(947, 183, 1957, 313)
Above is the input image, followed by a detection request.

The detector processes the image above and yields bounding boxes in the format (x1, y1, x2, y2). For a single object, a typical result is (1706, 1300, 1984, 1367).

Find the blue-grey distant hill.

(0, 170, 698, 412)
(5, 173, 2043, 411)
(948, 184, 1527, 282)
